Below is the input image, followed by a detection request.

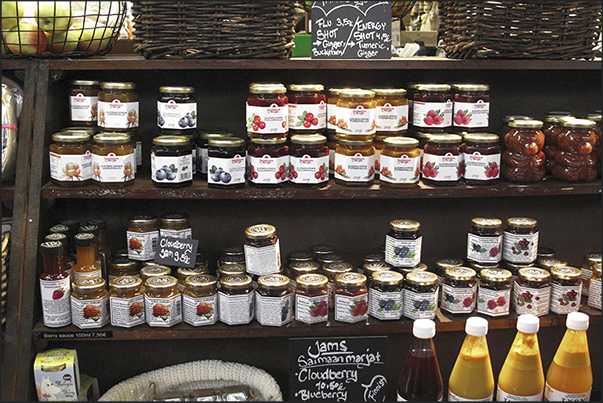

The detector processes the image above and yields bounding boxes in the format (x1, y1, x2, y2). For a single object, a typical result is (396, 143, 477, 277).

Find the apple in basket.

(77, 24, 113, 51)
(4, 22, 47, 54)
(35, 1, 72, 32)
(47, 28, 80, 53)
(2, 1, 26, 31)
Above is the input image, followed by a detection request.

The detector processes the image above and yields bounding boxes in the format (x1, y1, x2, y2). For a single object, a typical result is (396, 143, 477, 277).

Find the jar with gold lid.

(127, 215, 159, 261)
(218, 274, 254, 325)
(440, 267, 477, 314)
(91, 132, 135, 187)
(373, 88, 409, 136)
(144, 275, 182, 327)
(217, 263, 246, 280)
(140, 265, 172, 283)
(412, 84, 453, 133)
(246, 83, 288, 137)
(98, 82, 139, 130)
(581, 252, 601, 297)
(502, 217, 539, 264)
(244, 224, 281, 276)
(289, 134, 329, 188)
(434, 257, 464, 286)
(182, 274, 218, 326)
(467, 217, 503, 265)
(207, 136, 247, 188)
(336, 89, 377, 139)
(176, 266, 209, 292)
(159, 212, 192, 239)
(461, 133, 501, 185)
(108, 257, 139, 281)
(422, 133, 463, 186)
(360, 251, 386, 266)
(369, 270, 404, 320)
(109, 275, 144, 328)
(151, 136, 194, 187)
(70, 276, 109, 329)
(499, 115, 532, 138)
(402, 270, 439, 320)
(587, 263, 601, 310)
(321, 261, 353, 308)
(452, 84, 490, 132)
(513, 267, 551, 316)
(288, 84, 327, 135)
(295, 273, 329, 324)
(360, 261, 391, 283)
(385, 219, 422, 269)
(397, 262, 428, 277)
(502, 119, 546, 183)
(334, 137, 375, 186)
(197, 130, 233, 175)
(70, 80, 100, 126)
(504, 261, 535, 284)
(551, 118, 598, 182)
(49, 131, 92, 187)
(334, 272, 368, 323)
(287, 261, 320, 293)
(477, 268, 512, 317)
(218, 254, 246, 269)
(311, 244, 335, 258)
(287, 250, 315, 266)
(537, 256, 567, 271)
(550, 266, 582, 314)
(157, 86, 197, 135)
(379, 136, 421, 187)
(255, 273, 292, 326)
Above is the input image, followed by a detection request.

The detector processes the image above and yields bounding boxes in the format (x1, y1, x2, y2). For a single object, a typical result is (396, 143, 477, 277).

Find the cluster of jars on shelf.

(38, 214, 601, 330)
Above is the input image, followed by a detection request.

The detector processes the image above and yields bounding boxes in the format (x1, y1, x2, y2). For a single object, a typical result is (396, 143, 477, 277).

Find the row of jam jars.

(501, 119, 546, 183)
(246, 83, 288, 138)
(550, 118, 598, 182)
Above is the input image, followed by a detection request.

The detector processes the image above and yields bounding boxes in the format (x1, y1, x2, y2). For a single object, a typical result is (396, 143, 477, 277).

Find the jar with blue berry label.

(385, 219, 422, 269)
(369, 270, 404, 320)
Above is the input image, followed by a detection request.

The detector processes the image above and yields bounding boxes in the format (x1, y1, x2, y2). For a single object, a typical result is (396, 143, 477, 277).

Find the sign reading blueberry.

(154, 236, 198, 268)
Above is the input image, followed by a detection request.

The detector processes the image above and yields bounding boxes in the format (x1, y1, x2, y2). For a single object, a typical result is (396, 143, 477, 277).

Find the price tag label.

(154, 236, 198, 268)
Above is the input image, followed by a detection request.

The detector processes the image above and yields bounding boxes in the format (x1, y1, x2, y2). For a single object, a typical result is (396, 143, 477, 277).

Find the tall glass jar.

(334, 272, 368, 323)
(369, 270, 404, 320)
(207, 137, 247, 188)
(412, 84, 453, 133)
(385, 219, 422, 269)
(549, 266, 582, 315)
(467, 217, 503, 265)
(452, 84, 490, 132)
(334, 137, 375, 186)
(157, 86, 197, 135)
(144, 275, 182, 327)
(379, 136, 421, 187)
(288, 84, 327, 135)
(127, 215, 159, 261)
(244, 224, 281, 276)
(373, 88, 409, 136)
(461, 133, 501, 185)
(295, 273, 329, 324)
(502, 119, 546, 183)
(422, 133, 463, 186)
(543, 114, 573, 174)
(289, 134, 329, 188)
(70, 277, 109, 329)
(551, 118, 598, 182)
(246, 83, 288, 137)
(97, 82, 139, 131)
(91, 132, 135, 187)
(109, 275, 145, 328)
(247, 137, 289, 187)
(182, 274, 218, 326)
(502, 217, 539, 264)
(218, 274, 254, 325)
(70, 80, 100, 126)
(336, 89, 377, 139)
(476, 268, 512, 317)
(255, 273, 293, 327)
(49, 131, 92, 187)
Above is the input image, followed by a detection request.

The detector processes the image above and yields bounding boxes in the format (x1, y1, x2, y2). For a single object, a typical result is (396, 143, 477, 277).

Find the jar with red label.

(207, 137, 247, 188)
(467, 218, 503, 265)
(380, 136, 421, 187)
(334, 272, 368, 323)
(503, 217, 539, 264)
(499, 115, 532, 138)
(336, 89, 377, 139)
(334, 138, 375, 186)
(586, 112, 601, 177)
(97, 82, 139, 131)
(255, 273, 292, 327)
(288, 84, 326, 135)
(513, 267, 551, 316)
(246, 83, 288, 137)
(289, 134, 329, 188)
(477, 268, 512, 317)
(244, 224, 281, 276)
(373, 88, 409, 135)
(452, 84, 490, 132)
(501, 119, 546, 183)
(422, 133, 463, 186)
(550, 266, 582, 315)
(295, 273, 329, 324)
(461, 133, 501, 185)
(247, 137, 289, 187)
(440, 267, 477, 314)
(543, 114, 572, 173)
(551, 118, 598, 182)
(412, 84, 452, 133)
(70, 80, 100, 126)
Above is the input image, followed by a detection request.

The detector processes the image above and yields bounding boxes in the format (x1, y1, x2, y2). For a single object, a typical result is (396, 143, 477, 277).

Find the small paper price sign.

(154, 236, 198, 268)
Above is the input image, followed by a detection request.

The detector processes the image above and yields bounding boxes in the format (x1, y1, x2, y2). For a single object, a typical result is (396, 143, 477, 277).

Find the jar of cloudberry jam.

(477, 268, 512, 317)
(369, 270, 404, 320)
(247, 137, 289, 187)
(109, 275, 145, 328)
(144, 275, 182, 327)
(208, 137, 247, 188)
(140, 265, 172, 284)
(503, 217, 539, 264)
(334, 138, 375, 186)
(70, 80, 100, 126)
(288, 84, 327, 135)
(255, 273, 293, 327)
(176, 266, 209, 292)
(218, 274, 254, 325)
(127, 215, 159, 262)
(549, 266, 583, 315)
(412, 84, 453, 133)
(422, 133, 463, 186)
(246, 83, 288, 137)
(108, 257, 139, 281)
(295, 273, 329, 324)
(157, 86, 197, 135)
(380, 136, 421, 187)
(452, 84, 490, 132)
(334, 272, 368, 323)
(513, 267, 551, 316)
(402, 270, 439, 320)
(373, 88, 409, 136)
(502, 119, 546, 183)
(50, 131, 92, 187)
(327, 88, 356, 138)
(499, 115, 532, 138)
(159, 212, 192, 239)
(385, 219, 422, 269)
(70, 276, 109, 329)
(441, 267, 477, 314)
(97, 82, 138, 131)
(91, 132, 135, 187)
(467, 217, 503, 265)
(182, 274, 218, 326)
(289, 134, 329, 188)
(244, 224, 281, 276)
(461, 133, 501, 185)
(336, 89, 377, 139)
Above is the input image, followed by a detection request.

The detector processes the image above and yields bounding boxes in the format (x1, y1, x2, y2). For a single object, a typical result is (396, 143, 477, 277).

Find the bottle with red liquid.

(397, 319, 444, 401)
(39, 241, 72, 327)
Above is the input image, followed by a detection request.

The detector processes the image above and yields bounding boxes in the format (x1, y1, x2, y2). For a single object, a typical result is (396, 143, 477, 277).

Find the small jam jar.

(543, 114, 572, 174)
(537, 256, 567, 272)
(513, 267, 551, 316)
(144, 275, 182, 327)
(361, 261, 391, 284)
(452, 84, 490, 132)
(157, 86, 197, 134)
(91, 132, 135, 187)
(247, 137, 289, 187)
(321, 261, 354, 308)
(159, 212, 192, 239)
(326, 88, 359, 137)
(246, 83, 288, 137)
(288, 261, 320, 293)
(287, 250, 315, 267)
(255, 273, 293, 327)
(218, 274, 254, 325)
(504, 262, 535, 283)
(499, 115, 532, 138)
(551, 118, 598, 182)
(295, 273, 329, 324)
(289, 134, 329, 188)
(550, 266, 582, 314)
(311, 244, 335, 259)
(217, 263, 246, 280)
(49, 131, 92, 187)
(176, 266, 209, 292)
(373, 88, 409, 135)
(502, 119, 546, 183)
(461, 133, 501, 185)
(334, 138, 375, 186)
(70, 80, 100, 126)
(434, 258, 464, 285)
(467, 217, 503, 265)
(336, 89, 377, 139)
(140, 265, 172, 284)
(97, 82, 139, 130)
(369, 270, 404, 320)
(244, 224, 281, 276)
(502, 217, 539, 264)
(288, 84, 327, 134)
(384, 219, 422, 269)
(477, 268, 512, 317)
(207, 137, 247, 188)
(581, 252, 601, 297)
(587, 263, 601, 310)
(412, 84, 453, 133)
(151, 135, 194, 187)
(70, 276, 109, 329)
(127, 215, 159, 261)
(379, 136, 421, 187)
(440, 267, 477, 314)
(182, 274, 218, 326)
(326, 132, 338, 177)
(108, 257, 139, 281)
(422, 133, 463, 186)
(109, 275, 145, 328)
(402, 271, 439, 320)
(197, 130, 233, 175)
(334, 272, 368, 323)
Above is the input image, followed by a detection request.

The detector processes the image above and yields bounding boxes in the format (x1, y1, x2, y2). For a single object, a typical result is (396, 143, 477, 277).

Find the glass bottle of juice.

(497, 314, 545, 401)
(71, 233, 103, 280)
(448, 316, 495, 401)
(544, 312, 592, 401)
(397, 319, 444, 401)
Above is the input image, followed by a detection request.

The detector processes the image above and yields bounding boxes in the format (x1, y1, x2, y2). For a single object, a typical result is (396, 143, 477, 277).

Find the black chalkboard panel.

(154, 236, 198, 268)
(289, 336, 388, 401)
(311, 1, 392, 59)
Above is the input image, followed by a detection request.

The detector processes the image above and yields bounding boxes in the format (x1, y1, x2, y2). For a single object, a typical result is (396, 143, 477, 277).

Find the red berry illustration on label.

(309, 300, 328, 317)
(350, 298, 368, 316)
(462, 296, 474, 307)
(52, 289, 65, 300)
(424, 109, 444, 126)
(454, 109, 472, 125)
(129, 301, 144, 317)
(496, 296, 506, 306)
(487, 299, 498, 309)
(422, 161, 438, 178)
(484, 161, 499, 178)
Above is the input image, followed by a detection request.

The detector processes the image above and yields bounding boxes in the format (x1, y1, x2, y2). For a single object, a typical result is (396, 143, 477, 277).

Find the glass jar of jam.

(151, 135, 193, 187)
(91, 132, 135, 187)
(287, 250, 315, 267)
(513, 267, 551, 316)
(244, 224, 281, 276)
(140, 265, 172, 284)
(502, 217, 539, 264)
(502, 119, 546, 183)
(586, 112, 601, 177)
(373, 135, 387, 179)
(452, 84, 490, 132)
(97, 82, 138, 130)
(467, 217, 503, 265)
(182, 274, 218, 326)
(499, 115, 532, 138)
(159, 212, 192, 239)
(247, 137, 289, 187)
(70, 80, 100, 126)
(218, 274, 254, 325)
(127, 215, 159, 261)
(461, 133, 501, 185)
(336, 89, 377, 139)
(360, 261, 391, 284)
(543, 114, 572, 174)
(412, 84, 453, 133)
(397, 262, 428, 277)
(326, 88, 359, 137)
(369, 270, 404, 320)
(326, 132, 338, 178)
(217, 263, 246, 280)
(49, 131, 92, 187)
(288, 84, 327, 135)
(477, 268, 512, 317)
(334, 137, 375, 186)
(218, 253, 246, 269)
(385, 219, 422, 269)
(537, 256, 567, 272)
(402, 270, 439, 320)
(295, 273, 329, 324)
(255, 273, 292, 326)
(504, 261, 535, 284)
(581, 252, 601, 297)
(144, 275, 182, 327)
(311, 244, 335, 259)
(70, 276, 109, 329)
(334, 272, 368, 323)
(246, 83, 288, 137)
(551, 118, 598, 182)
(422, 133, 463, 186)
(373, 88, 409, 136)
(157, 86, 197, 135)
(321, 261, 354, 308)
(109, 275, 145, 328)
(434, 257, 464, 286)
(176, 266, 209, 292)
(380, 136, 421, 187)
(587, 263, 601, 310)
(360, 251, 386, 266)
(289, 134, 329, 188)
(288, 261, 320, 293)
(108, 257, 139, 281)
(441, 267, 477, 314)
(197, 130, 233, 175)
(549, 266, 582, 315)
(413, 131, 432, 157)
(207, 137, 246, 188)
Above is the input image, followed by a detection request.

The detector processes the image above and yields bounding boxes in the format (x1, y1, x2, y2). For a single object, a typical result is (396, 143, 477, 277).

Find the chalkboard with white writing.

(311, 1, 392, 59)
(289, 336, 388, 401)
(154, 236, 198, 268)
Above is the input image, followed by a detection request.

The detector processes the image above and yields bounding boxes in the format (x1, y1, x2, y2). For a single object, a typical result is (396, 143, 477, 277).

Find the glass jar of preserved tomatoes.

(502, 217, 539, 264)
(402, 270, 439, 320)
(334, 272, 368, 323)
(452, 84, 490, 132)
(551, 118, 598, 182)
(288, 261, 320, 293)
(422, 133, 463, 186)
(477, 268, 512, 317)
(207, 137, 247, 188)
(244, 224, 281, 276)
(246, 83, 288, 137)
(127, 215, 159, 261)
(334, 138, 375, 186)
(108, 257, 139, 281)
(412, 84, 453, 133)
(549, 266, 582, 315)
(288, 84, 327, 135)
(502, 119, 546, 183)
(385, 219, 422, 269)
(157, 86, 197, 135)
(461, 133, 501, 185)
(295, 273, 329, 324)
(151, 135, 194, 188)
(441, 267, 477, 314)
(369, 270, 403, 320)
(109, 275, 145, 328)
(467, 217, 503, 265)
(218, 274, 254, 325)
(247, 137, 289, 187)
(255, 273, 292, 327)
(97, 82, 138, 130)
(91, 132, 135, 187)
(289, 134, 329, 187)
(70, 80, 100, 126)
(182, 274, 218, 326)
(70, 276, 109, 329)
(499, 115, 532, 138)
(373, 88, 409, 136)
(144, 275, 182, 327)
(336, 89, 377, 139)
(50, 131, 92, 187)
(588, 263, 602, 310)
(581, 252, 601, 297)
(513, 267, 551, 316)
(159, 212, 192, 239)
(380, 136, 421, 187)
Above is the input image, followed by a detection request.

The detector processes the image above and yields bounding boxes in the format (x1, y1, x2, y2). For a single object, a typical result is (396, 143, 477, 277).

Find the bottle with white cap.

(448, 317, 494, 401)
(496, 314, 545, 401)
(396, 319, 444, 401)
(544, 311, 592, 401)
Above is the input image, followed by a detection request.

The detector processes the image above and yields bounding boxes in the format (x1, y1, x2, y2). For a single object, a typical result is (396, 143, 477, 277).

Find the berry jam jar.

(91, 132, 135, 187)
(218, 274, 254, 325)
(402, 270, 439, 320)
(513, 267, 551, 316)
(385, 219, 422, 269)
(208, 137, 246, 188)
(502, 119, 546, 183)
(502, 217, 539, 264)
(467, 217, 503, 265)
(499, 115, 532, 138)
(360, 261, 391, 285)
(321, 261, 354, 308)
(246, 83, 288, 137)
(288, 84, 327, 135)
(244, 224, 281, 276)
(109, 275, 145, 328)
(157, 86, 197, 135)
(39, 241, 71, 328)
(218, 263, 246, 280)
(549, 266, 582, 315)
(477, 268, 512, 317)
(49, 131, 92, 187)
(461, 133, 501, 185)
(412, 84, 453, 133)
(197, 130, 233, 175)
(255, 273, 292, 327)
(334, 138, 375, 186)
(422, 133, 463, 186)
(434, 257, 464, 286)
(327, 88, 357, 138)
(452, 84, 490, 132)
(70, 277, 109, 329)
(581, 252, 601, 297)
(127, 215, 159, 262)
(289, 134, 329, 188)
(551, 118, 598, 182)
(334, 272, 368, 323)
(336, 89, 377, 139)
(440, 267, 477, 314)
(144, 275, 182, 327)
(97, 82, 139, 131)
(380, 136, 421, 188)
(369, 270, 404, 320)
(151, 135, 194, 188)
(295, 273, 329, 324)
(543, 114, 573, 174)
(288, 260, 320, 293)
(373, 88, 409, 136)
(70, 80, 100, 126)
(588, 262, 602, 310)
(247, 137, 289, 187)
(326, 132, 338, 178)
(286, 250, 315, 267)
(140, 265, 172, 284)
(182, 274, 218, 326)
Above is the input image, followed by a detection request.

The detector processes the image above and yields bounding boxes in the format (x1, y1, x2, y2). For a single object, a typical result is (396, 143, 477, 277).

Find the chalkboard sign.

(154, 236, 198, 268)
(311, 1, 392, 59)
(289, 336, 388, 401)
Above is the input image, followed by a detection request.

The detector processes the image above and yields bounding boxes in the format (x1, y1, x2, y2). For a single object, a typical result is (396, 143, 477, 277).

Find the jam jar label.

(380, 155, 421, 184)
(72, 268, 102, 281)
(70, 93, 98, 122)
(467, 233, 502, 263)
(453, 101, 490, 128)
(503, 232, 539, 263)
(157, 100, 197, 129)
(295, 294, 328, 324)
(127, 230, 158, 261)
(334, 153, 375, 182)
(402, 289, 438, 320)
(550, 283, 582, 314)
(98, 100, 139, 129)
(334, 293, 368, 323)
(288, 103, 327, 130)
(588, 279, 601, 309)
(385, 235, 422, 268)
(376, 104, 409, 131)
(244, 239, 281, 276)
(412, 101, 453, 128)
(151, 153, 193, 184)
(159, 228, 192, 239)
(336, 105, 376, 135)
(477, 287, 511, 317)
(182, 294, 218, 326)
(463, 152, 500, 182)
(246, 104, 288, 134)
(248, 155, 290, 185)
(327, 103, 337, 131)
(369, 288, 403, 320)
(50, 151, 93, 182)
(91, 152, 135, 183)
(198, 145, 208, 174)
(513, 283, 550, 316)
(40, 277, 72, 327)
(422, 152, 462, 182)
(110, 294, 145, 328)
(218, 291, 254, 325)
(208, 154, 246, 186)
(70, 295, 110, 329)
(581, 268, 592, 296)
(440, 283, 476, 314)
(255, 292, 293, 327)
(290, 155, 329, 184)
(144, 295, 182, 327)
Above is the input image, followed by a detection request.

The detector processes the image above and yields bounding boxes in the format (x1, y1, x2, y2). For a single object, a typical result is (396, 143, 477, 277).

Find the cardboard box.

(34, 349, 80, 401)
(399, 31, 438, 47)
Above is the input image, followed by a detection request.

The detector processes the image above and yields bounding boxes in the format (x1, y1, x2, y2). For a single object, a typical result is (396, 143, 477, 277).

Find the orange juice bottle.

(544, 312, 592, 401)
(448, 317, 494, 401)
(496, 314, 545, 401)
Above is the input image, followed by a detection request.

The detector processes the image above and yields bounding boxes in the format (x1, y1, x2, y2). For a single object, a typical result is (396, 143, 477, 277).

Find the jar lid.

(177, 266, 208, 277)
(86, 218, 106, 230)
(413, 131, 432, 140)
(49, 224, 70, 234)
(73, 232, 96, 247)
(506, 217, 537, 228)
(140, 265, 171, 278)
(335, 272, 366, 287)
(328, 87, 359, 96)
(371, 270, 403, 285)
(249, 83, 286, 94)
(290, 134, 327, 145)
(471, 217, 502, 228)
(550, 266, 582, 280)
(71, 79, 100, 86)
(562, 118, 596, 129)
(208, 137, 246, 147)
(593, 263, 602, 276)
(289, 84, 324, 92)
(480, 268, 512, 282)
(416, 84, 451, 92)
(502, 115, 532, 123)
(52, 131, 91, 142)
(362, 251, 385, 263)
(160, 212, 190, 225)
(250, 137, 287, 145)
(113, 248, 129, 258)
(413, 262, 428, 272)
(586, 112, 602, 122)
(413, 318, 436, 339)
(109, 257, 138, 271)
(72, 276, 105, 291)
(545, 115, 572, 123)
(245, 224, 276, 240)
(445, 266, 476, 281)
(584, 252, 602, 265)
(505, 261, 535, 271)
(362, 261, 391, 275)
(465, 316, 489, 337)
(61, 127, 98, 136)
(537, 247, 556, 257)
(109, 275, 143, 290)
(145, 275, 178, 290)
(454, 84, 489, 91)
(287, 250, 315, 262)
(517, 314, 540, 334)
(221, 245, 244, 256)
(518, 267, 550, 282)
(79, 224, 99, 236)
(337, 138, 373, 146)
(372, 88, 407, 96)
(434, 258, 464, 270)
(93, 132, 132, 144)
(462, 133, 499, 143)
(405, 271, 438, 286)
(316, 253, 345, 264)
(159, 86, 195, 94)
(218, 264, 246, 276)
(322, 261, 354, 275)
(508, 119, 543, 129)
(220, 274, 253, 288)
(383, 136, 419, 148)
(339, 89, 375, 98)
(389, 219, 420, 232)
(310, 244, 335, 255)
(219, 255, 246, 264)
(100, 82, 136, 90)
(289, 261, 320, 274)
(153, 135, 190, 146)
(258, 273, 290, 289)
(566, 311, 589, 331)
(201, 132, 233, 141)
(548, 110, 572, 116)
(537, 257, 567, 270)
(39, 241, 63, 254)
(44, 233, 67, 244)
(469, 261, 499, 271)
(185, 274, 217, 288)
(427, 133, 463, 144)
(296, 273, 328, 288)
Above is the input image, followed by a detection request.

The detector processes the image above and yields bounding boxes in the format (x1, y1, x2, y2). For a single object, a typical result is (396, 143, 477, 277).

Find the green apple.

(77, 26, 113, 52)
(4, 22, 47, 54)
(35, 1, 71, 32)
(2, 1, 25, 31)
(47, 28, 80, 53)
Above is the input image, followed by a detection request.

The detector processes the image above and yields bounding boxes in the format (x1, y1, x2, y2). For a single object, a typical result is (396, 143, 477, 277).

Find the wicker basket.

(439, 1, 602, 59)
(131, 2, 298, 59)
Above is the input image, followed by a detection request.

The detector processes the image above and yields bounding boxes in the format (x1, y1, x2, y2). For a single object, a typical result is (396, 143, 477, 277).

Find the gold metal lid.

(109, 275, 143, 290)
(435, 258, 464, 270)
(372, 88, 407, 96)
(389, 219, 420, 232)
(296, 273, 328, 288)
(159, 86, 195, 94)
(140, 265, 171, 279)
(414, 262, 428, 272)
(258, 274, 290, 289)
(129, 214, 158, 225)
(145, 275, 178, 290)
(289, 84, 324, 92)
(220, 274, 252, 288)
(480, 268, 512, 282)
(362, 251, 385, 263)
(185, 274, 217, 288)
(562, 118, 596, 129)
(444, 267, 476, 281)
(290, 134, 327, 145)
(502, 115, 532, 123)
(335, 272, 366, 287)
(537, 257, 567, 270)
(471, 217, 502, 228)
(518, 267, 551, 282)
(153, 135, 190, 146)
(337, 137, 373, 146)
(362, 261, 391, 275)
(218, 264, 246, 276)
(371, 270, 404, 285)
(469, 261, 499, 271)
(310, 244, 335, 255)
(545, 114, 572, 123)
(289, 261, 320, 274)
(405, 271, 438, 286)
(100, 82, 136, 90)
(208, 137, 245, 147)
(316, 253, 345, 264)
(72, 276, 105, 291)
(383, 136, 419, 148)
(201, 132, 233, 140)
(427, 134, 463, 144)
(93, 132, 131, 144)
(249, 83, 286, 94)
(52, 131, 91, 142)
(586, 112, 602, 122)
(416, 84, 451, 92)
(328, 87, 359, 95)
(537, 247, 556, 257)
(506, 217, 537, 228)
(454, 84, 489, 91)
(508, 119, 544, 129)
(287, 250, 315, 262)
(550, 266, 582, 280)
(463, 133, 499, 143)
(339, 89, 375, 98)
(584, 252, 602, 265)
(322, 261, 354, 275)
(244, 224, 277, 240)
(177, 266, 208, 278)
(249, 137, 287, 145)
(72, 80, 100, 86)
(593, 263, 602, 276)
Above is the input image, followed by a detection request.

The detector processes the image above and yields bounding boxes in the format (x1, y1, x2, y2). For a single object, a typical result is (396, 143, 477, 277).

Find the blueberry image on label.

(155, 169, 166, 180)
(185, 112, 195, 127)
(157, 113, 165, 126)
(178, 116, 189, 128)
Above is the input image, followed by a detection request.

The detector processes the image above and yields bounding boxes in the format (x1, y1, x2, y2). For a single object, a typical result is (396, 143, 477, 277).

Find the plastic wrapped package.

(2, 78, 20, 182)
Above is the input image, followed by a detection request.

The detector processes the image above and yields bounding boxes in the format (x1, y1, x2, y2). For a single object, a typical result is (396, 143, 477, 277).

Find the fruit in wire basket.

(1, 1, 26, 31)
(35, 1, 72, 32)
(77, 24, 113, 51)
(47, 29, 79, 53)
(4, 22, 47, 54)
